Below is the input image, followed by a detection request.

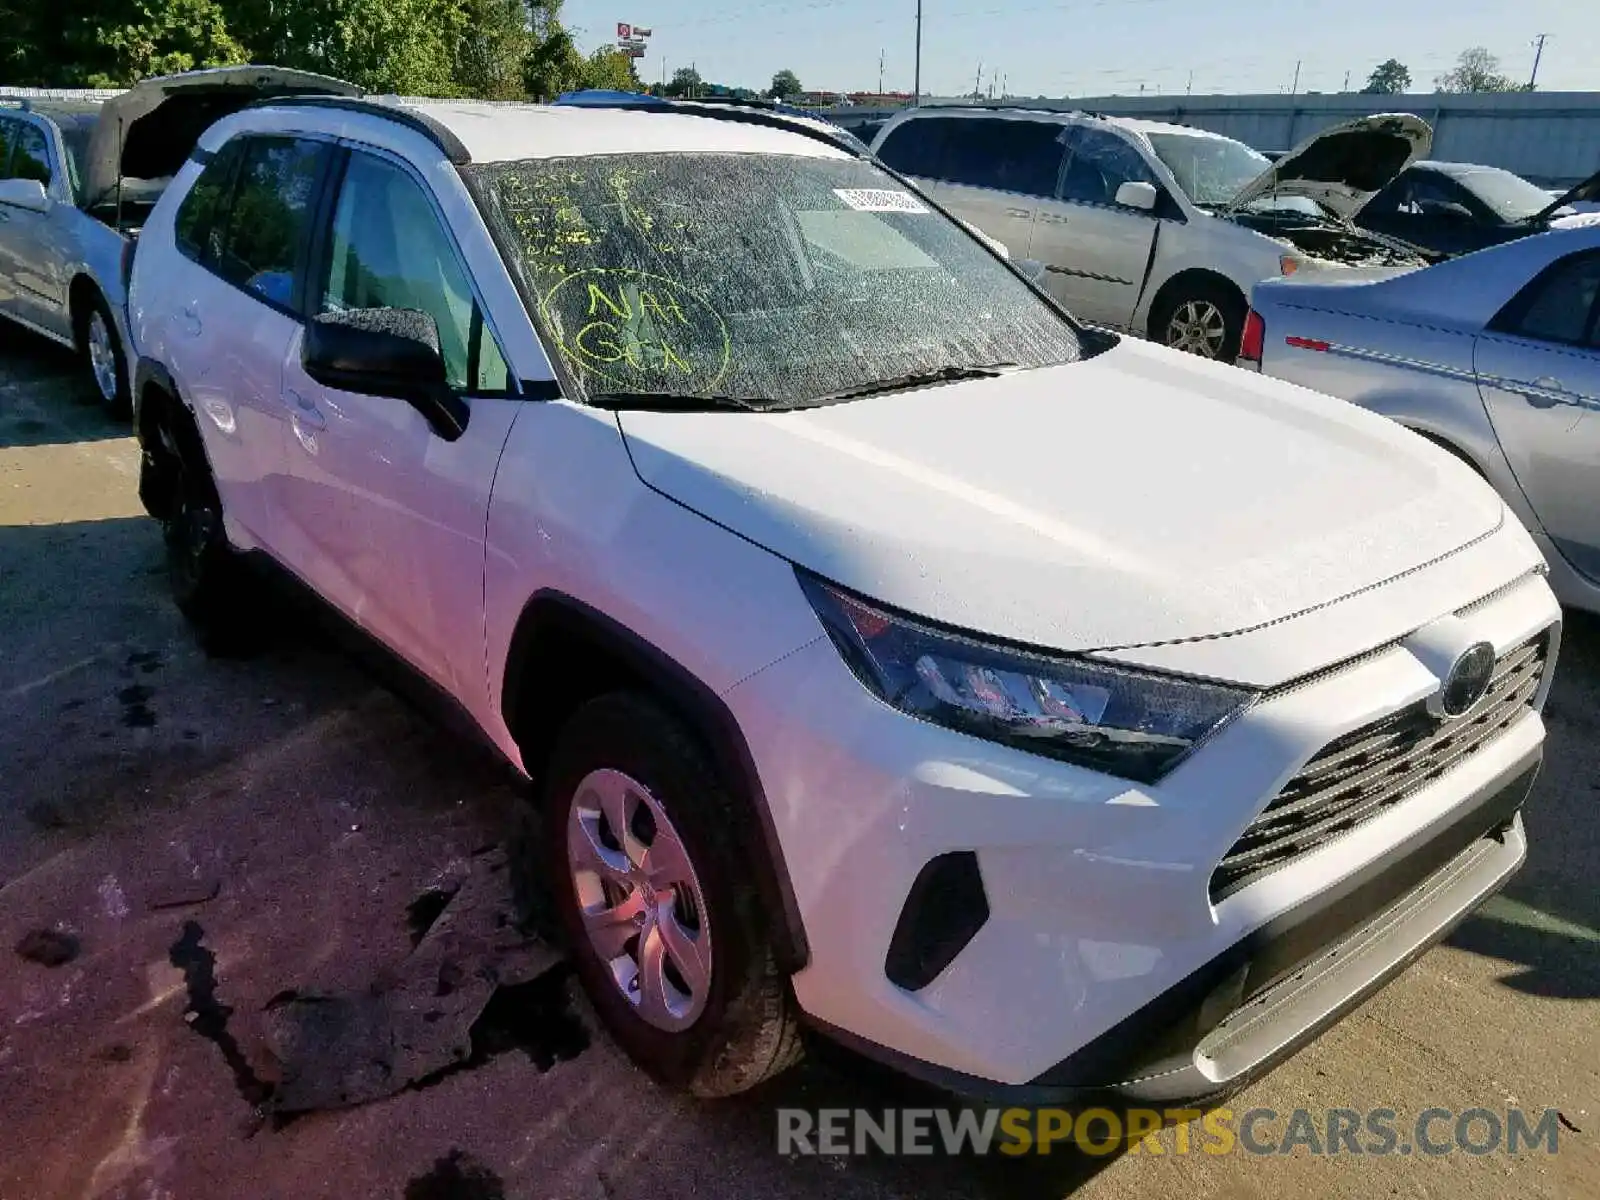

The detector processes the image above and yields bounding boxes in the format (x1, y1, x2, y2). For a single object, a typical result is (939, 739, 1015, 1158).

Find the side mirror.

(1114, 181, 1159, 212)
(959, 218, 1011, 259)
(0, 178, 50, 213)
(303, 308, 469, 441)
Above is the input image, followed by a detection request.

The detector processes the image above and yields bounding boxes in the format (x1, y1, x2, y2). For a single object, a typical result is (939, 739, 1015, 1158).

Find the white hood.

(1224, 112, 1433, 218)
(84, 66, 360, 205)
(618, 338, 1502, 656)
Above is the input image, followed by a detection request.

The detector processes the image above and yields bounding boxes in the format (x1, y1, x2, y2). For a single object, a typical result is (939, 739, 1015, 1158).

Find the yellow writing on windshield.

(542, 268, 730, 393)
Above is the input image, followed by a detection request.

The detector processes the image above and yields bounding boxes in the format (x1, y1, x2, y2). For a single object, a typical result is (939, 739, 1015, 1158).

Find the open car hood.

(1528, 165, 1600, 225)
(1223, 113, 1432, 218)
(84, 66, 360, 207)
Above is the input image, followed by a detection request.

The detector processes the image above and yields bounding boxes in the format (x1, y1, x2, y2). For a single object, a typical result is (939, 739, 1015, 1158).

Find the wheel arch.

(1144, 267, 1247, 340)
(501, 590, 810, 973)
(132, 357, 211, 521)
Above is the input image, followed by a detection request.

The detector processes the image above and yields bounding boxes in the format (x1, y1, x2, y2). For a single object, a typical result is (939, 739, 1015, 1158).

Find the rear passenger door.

(279, 147, 520, 697)
(1030, 127, 1162, 329)
(933, 117, 1062, 259)
(162, 135, 334, 551)
(1474, 249, 1600, 582)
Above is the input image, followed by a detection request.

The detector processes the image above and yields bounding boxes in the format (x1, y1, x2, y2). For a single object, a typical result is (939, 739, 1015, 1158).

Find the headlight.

(799, 573, 1256, 784)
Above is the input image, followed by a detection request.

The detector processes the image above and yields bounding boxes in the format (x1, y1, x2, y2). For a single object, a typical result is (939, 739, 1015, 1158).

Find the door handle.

(180, 305, 202, 336)
(1522, 376, 1566, 409)
(285, 389, 326, 430)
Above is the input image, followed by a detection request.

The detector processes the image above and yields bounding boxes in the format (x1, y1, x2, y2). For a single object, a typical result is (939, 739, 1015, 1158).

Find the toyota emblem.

(1429, 641, 1497, 719)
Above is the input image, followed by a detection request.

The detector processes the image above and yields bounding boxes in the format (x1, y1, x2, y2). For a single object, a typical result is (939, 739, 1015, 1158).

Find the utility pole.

(879, 49, 885, 95)
(974, 61, 983, 100)
(1530, 33, 1549, 89)
(1342, 69, 1350, 92)
(1186, 69, 1193, 95)
(1290, 59, 1301, 98)
(914, 0, 922, 105)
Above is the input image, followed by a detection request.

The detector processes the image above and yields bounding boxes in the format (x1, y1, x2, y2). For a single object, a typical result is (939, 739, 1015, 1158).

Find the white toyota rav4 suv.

(129, 94, 1560, 1103)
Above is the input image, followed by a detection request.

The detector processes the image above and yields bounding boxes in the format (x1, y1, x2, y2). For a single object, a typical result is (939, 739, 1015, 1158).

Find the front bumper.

(725, 568, 1558, 1096)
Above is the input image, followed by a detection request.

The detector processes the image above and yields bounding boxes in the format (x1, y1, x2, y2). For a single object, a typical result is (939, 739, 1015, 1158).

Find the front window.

(1451, 167, 1556, 223)
(1146, 132, 1271, 208)
(465, 151, 1082, 409)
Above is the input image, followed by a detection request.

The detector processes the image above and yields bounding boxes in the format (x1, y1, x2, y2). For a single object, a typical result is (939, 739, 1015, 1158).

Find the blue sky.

(564, 0, 1597, 98)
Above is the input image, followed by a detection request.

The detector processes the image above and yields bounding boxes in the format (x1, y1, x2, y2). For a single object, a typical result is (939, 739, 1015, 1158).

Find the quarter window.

(875, 118, 950, 179)
(320, 152, 508, 393)
(0, 120, 18, 179)
(175, 141, 244, 265)
(214, 137, 330, 309)
(942, 119, 1064, 198)
(12, 125, 51, 186)
(1498, 252, 1600, 347)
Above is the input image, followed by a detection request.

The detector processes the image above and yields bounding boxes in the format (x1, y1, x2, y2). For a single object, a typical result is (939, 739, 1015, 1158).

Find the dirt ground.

(1, 324, 1596, 1199)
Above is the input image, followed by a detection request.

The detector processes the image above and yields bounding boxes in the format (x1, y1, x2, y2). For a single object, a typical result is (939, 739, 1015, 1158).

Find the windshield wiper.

(803, 363, 1017, 406)
(585, 392, 765, 413)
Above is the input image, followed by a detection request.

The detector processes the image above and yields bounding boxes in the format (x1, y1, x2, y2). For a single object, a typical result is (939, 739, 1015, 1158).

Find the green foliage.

(582, 47, 640, 93)
(1361, 59, 1411, 95)
(1435, 47, 1523, 94)
(767, 68, 801, 100)
(664, 66, 702, 98)
(454, 0, 531, 99)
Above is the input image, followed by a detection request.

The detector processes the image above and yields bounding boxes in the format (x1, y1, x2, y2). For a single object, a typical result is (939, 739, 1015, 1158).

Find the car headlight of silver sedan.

(799, 573, 1257, 784)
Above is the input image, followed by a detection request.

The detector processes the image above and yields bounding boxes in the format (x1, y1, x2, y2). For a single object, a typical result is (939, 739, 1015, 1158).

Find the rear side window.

(0, 119, 18, 178)
(942, 119, 1063, 197)
(876, 117, 949, 179)
(175, 141, 244, 264)
(213, 137, 331, 310)
(12, 125, 51, 186)
(1495, 251, 1600, 347)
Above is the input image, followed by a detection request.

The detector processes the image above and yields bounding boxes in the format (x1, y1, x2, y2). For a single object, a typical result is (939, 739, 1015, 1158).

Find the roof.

(384, 98, 856, 164)
(885, 104, 1235, 142)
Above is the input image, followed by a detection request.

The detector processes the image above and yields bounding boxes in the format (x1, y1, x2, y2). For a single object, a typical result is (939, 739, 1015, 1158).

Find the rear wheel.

(1151, 280, 1246, 362)
(155, 403, 251, 652)
(76, 291, 131, 418)
(539, 692, 802, 1096)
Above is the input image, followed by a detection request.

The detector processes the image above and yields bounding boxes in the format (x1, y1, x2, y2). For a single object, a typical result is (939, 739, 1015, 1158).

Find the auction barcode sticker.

(832, 188, 929, 213)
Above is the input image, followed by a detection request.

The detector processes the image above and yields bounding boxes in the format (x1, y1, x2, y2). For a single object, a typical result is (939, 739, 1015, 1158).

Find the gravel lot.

(1, 324, 1595, 1199)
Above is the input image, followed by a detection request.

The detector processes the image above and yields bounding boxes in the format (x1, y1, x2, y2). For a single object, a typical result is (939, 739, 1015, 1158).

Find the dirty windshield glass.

(1451, 166, 1560, 222)
(466, 152, 1081, 408)
(1147, 132, 1271, 207)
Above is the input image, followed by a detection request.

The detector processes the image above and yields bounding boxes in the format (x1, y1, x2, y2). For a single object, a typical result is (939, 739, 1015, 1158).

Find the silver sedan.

(1244, 224, 1600, 614)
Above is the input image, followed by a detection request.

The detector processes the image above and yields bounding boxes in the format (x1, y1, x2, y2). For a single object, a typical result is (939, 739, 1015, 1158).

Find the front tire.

(76, 292, 131, 418)
(540, 692, 802, 1096)
(1151, 280, 1246, 363)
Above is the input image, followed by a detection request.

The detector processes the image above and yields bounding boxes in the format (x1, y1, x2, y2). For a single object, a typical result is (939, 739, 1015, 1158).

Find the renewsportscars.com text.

(776, 1106, 1566, 1158)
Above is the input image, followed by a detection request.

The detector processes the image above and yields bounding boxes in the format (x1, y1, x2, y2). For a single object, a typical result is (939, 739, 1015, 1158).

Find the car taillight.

(1239, 309, 1265, 367)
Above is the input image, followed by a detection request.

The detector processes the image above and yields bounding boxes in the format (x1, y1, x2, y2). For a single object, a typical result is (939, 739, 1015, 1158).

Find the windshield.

(1449, 166, 1558, 222)
(1146, 132, 1271, 207)
(59, 122, 91, 207)
(465, 151, 1081, 409)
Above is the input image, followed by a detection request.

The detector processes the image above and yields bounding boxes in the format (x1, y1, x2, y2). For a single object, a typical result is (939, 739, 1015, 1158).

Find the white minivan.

(871, 107, 1430, 361)
(129, 94, 1557, 1103)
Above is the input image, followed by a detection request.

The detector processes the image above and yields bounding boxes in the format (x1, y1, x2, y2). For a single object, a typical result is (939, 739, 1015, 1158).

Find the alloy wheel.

(87, 311, 119, 403)
(1165, 299, 1228, 359)
(566, 768, 713, 1032)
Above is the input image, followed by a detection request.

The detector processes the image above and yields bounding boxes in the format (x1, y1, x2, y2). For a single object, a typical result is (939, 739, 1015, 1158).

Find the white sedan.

(1245, 224, 1600, 613)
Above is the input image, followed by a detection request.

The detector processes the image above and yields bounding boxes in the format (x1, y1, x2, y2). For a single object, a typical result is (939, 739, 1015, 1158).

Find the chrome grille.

(1211, 634, 1549, 901)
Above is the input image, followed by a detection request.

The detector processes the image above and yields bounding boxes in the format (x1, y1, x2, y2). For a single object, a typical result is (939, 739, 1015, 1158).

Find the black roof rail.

(911, 101, 1091, 119)
(242, 94, 472, 164)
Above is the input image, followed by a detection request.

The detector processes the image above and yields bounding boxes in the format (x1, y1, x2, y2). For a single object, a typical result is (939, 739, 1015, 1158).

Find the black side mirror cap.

(303, 308, 469, 440)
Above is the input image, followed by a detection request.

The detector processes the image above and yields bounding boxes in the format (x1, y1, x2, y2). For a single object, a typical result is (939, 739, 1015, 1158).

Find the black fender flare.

(502, 591, 811, 973)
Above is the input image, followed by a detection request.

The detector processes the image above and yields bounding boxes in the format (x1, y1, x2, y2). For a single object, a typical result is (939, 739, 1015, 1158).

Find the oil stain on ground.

(118, 683, 158, 728)
(168, 921, 272, 1106)
(404, 1149, 506, 1200)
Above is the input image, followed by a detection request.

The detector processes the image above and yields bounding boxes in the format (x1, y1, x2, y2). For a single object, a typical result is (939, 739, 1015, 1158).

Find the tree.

(664, 65, 702, 98)
(1436, 46, 1521, 94)
(89, 0, 246, 84)
(454, 0, 531, 99)
(581, 47, 640, 92)
(1361, 59, 1411, 94)
(768, 68, 802, 100)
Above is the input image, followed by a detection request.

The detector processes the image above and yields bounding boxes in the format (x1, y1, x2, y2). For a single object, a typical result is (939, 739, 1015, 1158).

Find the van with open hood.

(0, 66, 358, 414)
(871, 107, 1432, 363)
